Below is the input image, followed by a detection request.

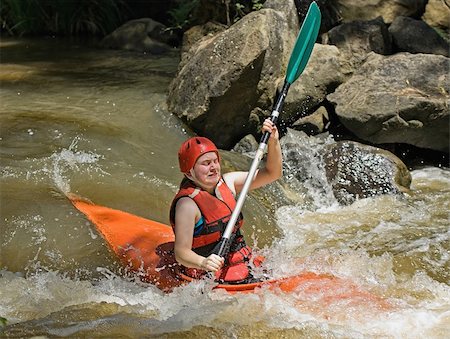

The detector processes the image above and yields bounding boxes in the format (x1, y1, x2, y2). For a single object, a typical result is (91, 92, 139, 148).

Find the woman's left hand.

(262, 118, 279, 140)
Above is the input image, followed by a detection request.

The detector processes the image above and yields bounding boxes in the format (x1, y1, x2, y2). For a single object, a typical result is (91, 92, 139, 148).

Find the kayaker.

(169, 118, 282, 283)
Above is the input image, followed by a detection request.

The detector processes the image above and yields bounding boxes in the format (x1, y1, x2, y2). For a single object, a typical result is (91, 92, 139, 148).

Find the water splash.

(2, 215, 46, 247)
(281, 131, 339, 211)
(0, 136, 107, 194)
(1, 254, 448, 338)
(49, 137, 107, 194)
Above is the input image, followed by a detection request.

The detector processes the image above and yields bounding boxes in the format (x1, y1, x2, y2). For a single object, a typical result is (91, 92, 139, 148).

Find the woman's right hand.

(200, 254, 224, 272)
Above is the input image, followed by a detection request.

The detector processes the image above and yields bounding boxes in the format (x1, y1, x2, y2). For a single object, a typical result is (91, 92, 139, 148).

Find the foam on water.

(257, 166, 450, 337)
(2, 148, 448, 337)
(1, 254, 449, 338)
(411, 167, 450, 184)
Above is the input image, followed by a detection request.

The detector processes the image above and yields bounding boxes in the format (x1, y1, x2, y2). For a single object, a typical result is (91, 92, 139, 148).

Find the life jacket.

(169, 178, 256, 283)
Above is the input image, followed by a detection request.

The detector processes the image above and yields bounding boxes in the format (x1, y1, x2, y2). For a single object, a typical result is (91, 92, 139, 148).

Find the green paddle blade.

(286, 1, 321, 84)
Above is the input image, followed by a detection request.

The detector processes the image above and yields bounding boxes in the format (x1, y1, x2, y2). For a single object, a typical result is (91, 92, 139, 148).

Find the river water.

(1, 37, 449, 338)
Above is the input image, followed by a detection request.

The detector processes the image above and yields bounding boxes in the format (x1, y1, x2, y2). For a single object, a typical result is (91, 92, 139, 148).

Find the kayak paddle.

(213, 1, 321, 257)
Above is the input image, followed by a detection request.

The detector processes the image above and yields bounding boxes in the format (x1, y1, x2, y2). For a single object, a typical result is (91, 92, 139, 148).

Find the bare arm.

(224, 119, 282, 194)
(173, 197, 224, 272)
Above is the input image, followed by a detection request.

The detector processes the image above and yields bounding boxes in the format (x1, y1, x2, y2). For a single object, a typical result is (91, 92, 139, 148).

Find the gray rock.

(328, 52, 450, 152)
(389, 16, 449, 57)
(323, 141, 411, 204)
(323, 17, 392, 72)
(291, 106, 329, 135)
(282, 44, 345, 124)
(100, 18, 172, 54)
(263, 0, 300, 33)
(280, 129, 411, 206)
(180, 22, 228, 69)
(232, 134, 258, 153)
(167, 7, 298, 149)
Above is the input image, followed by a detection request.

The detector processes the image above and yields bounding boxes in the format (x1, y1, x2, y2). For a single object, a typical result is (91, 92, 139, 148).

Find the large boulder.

(389, 16, 449, 56)
(179, 21, 228, 69)
(323, 141, 411, 204)
(333, 0, 427, 24)
(167, 4, 299, 149)
(327, 52, 450, 152)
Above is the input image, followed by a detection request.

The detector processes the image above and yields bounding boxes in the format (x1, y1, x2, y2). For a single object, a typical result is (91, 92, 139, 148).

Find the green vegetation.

(167, 0, 200, 31)
(227, 0, 265, 25)
(167, 0, 265, 31)
(0, 0, 265, 37)
(0, 0, 128, 36)
(0, 316, 6, 327)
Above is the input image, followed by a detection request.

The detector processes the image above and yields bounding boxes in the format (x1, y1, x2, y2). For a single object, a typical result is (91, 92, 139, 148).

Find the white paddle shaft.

(221, 109, 280, 240)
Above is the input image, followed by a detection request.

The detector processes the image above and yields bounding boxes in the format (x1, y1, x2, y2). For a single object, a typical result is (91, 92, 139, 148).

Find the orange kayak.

(67, 193, 391, 308)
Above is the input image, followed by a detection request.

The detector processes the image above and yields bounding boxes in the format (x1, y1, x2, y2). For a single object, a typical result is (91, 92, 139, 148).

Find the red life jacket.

(170, 178, 255, 282)
(170, 177, 244, 255)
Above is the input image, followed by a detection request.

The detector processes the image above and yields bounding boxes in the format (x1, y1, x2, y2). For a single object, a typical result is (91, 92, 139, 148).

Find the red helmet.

(178, 137, 219, 173)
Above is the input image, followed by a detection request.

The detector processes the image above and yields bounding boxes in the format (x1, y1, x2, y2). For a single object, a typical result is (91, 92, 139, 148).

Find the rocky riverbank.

(101, 0, 449, 203)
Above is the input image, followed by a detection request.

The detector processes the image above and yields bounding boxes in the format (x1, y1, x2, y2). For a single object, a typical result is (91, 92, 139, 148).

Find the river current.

(1, 38, 449, 338)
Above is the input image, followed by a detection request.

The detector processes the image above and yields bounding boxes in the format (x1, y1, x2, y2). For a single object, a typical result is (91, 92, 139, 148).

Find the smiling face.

(189, 151, 221, 192)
